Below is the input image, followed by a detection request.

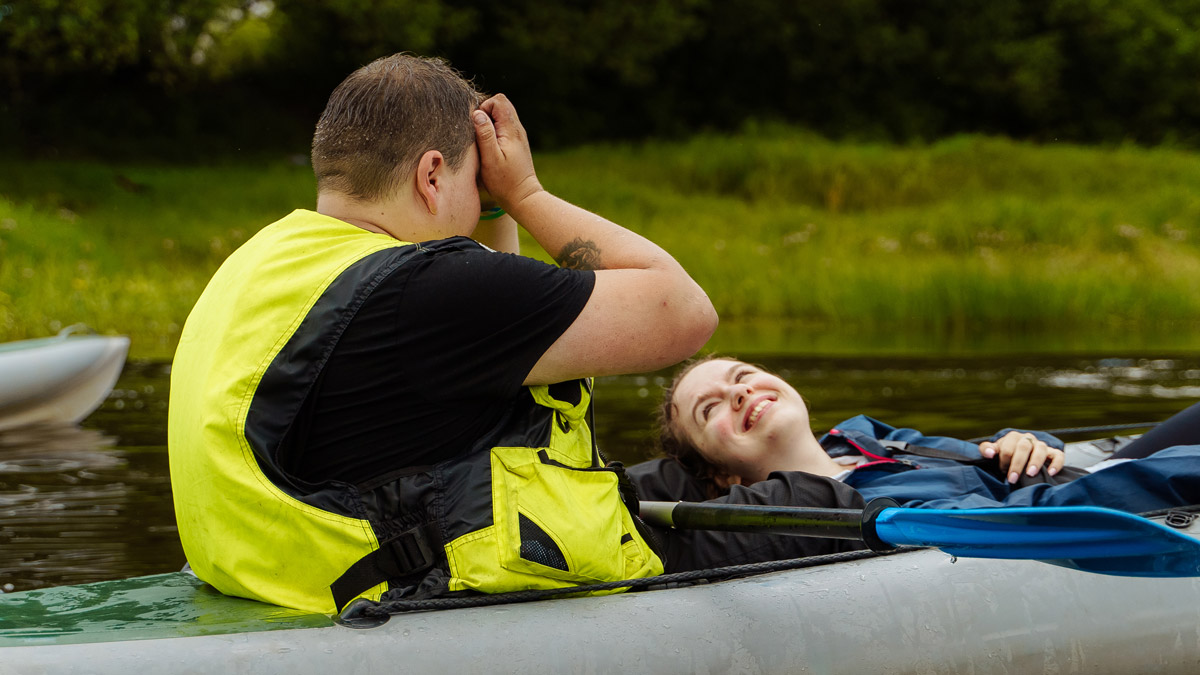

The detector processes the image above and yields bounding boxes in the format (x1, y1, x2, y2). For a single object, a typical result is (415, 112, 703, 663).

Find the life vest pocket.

(490, 446, 628, 584)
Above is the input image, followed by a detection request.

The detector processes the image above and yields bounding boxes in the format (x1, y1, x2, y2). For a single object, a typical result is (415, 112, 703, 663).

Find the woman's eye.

(734, 369, 751, 383)
(702, 402, 717, 420)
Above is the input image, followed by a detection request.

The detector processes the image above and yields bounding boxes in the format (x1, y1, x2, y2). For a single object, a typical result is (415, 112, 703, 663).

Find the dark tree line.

(4, 0, 1200, 158)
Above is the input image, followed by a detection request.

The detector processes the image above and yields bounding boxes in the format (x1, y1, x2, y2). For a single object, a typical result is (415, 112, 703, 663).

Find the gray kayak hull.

(5, 537, 1200, 675)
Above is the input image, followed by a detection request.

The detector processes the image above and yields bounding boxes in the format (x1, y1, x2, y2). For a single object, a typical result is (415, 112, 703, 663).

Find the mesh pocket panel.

(519, 513, 569, 571)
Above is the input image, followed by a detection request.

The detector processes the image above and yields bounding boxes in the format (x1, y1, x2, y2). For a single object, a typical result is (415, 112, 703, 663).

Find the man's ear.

(415, 150, 446, 216)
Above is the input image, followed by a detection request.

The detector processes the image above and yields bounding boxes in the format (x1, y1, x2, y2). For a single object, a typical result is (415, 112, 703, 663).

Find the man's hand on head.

(473, 95, 544, 215)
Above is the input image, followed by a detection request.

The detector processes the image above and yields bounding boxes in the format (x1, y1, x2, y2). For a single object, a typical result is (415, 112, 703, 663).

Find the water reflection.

(0, 425, 120, 472)
(2, 353, 1199, 593)
(0, 361, 177, 594)
(1038, 358, 1200, 399)
(0, 425, 126, 592)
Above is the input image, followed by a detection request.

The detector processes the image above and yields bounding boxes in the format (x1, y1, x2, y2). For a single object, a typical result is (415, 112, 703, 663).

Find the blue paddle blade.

(873, 506, 1200, 577)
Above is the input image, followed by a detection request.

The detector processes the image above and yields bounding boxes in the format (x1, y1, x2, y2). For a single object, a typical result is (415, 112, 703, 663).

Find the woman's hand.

(979, 431, 1065, 484)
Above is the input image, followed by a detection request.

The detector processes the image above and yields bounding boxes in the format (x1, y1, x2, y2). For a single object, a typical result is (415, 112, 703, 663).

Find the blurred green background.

(3, 0, 1200, 357)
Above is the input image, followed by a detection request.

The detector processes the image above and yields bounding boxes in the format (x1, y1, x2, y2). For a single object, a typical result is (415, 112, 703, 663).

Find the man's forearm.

(472, 213, 519, 254)
(474, 93, 716, 383)
(509, 191, 679, 274)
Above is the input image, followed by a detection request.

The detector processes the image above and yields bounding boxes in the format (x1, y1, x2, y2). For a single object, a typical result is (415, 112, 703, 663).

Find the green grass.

(0, 159, 316, 358)
(540, 130, 1200, 328)
(3, 130, 1200, 359)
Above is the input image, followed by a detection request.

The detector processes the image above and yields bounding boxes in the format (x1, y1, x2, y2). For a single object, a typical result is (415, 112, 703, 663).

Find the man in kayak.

(631, 355, 1200, 571)
(168, 53, 730, 614)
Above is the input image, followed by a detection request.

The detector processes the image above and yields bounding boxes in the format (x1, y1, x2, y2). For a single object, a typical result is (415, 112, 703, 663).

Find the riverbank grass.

(3, 131, 1199, 359)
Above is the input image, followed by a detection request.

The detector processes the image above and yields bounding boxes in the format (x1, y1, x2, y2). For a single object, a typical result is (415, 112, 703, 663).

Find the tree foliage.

(0, 0, 244, 86)
(4, 0, 1200, 156)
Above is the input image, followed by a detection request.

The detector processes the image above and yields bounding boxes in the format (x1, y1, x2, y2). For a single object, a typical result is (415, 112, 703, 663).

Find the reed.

(2, 131, 1199, 358)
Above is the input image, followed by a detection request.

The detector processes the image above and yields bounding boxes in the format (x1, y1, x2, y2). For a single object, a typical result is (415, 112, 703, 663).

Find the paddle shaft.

(639, 500, 897, 551)
(640, 501, 860, 539)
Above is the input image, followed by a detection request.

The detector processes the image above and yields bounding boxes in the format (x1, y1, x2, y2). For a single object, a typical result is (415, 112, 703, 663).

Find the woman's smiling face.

(669, 359, 812, 485)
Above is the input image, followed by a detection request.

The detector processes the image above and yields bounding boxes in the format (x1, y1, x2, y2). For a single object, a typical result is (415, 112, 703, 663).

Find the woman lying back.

(629, 355, 1200, 514)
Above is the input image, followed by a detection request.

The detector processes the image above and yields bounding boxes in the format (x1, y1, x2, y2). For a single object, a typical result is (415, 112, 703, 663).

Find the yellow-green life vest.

(168, 209, 663, 614)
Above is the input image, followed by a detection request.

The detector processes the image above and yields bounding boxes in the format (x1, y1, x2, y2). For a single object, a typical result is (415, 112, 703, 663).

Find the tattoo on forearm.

(556, 238, 603, 270)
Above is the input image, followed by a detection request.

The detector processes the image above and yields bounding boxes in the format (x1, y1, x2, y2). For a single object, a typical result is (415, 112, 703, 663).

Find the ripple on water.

(0, 423, 157, 592)
(0, 426, 122, 475)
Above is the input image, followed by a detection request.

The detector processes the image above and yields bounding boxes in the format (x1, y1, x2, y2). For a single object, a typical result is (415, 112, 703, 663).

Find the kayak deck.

(0, 573, 331, 647)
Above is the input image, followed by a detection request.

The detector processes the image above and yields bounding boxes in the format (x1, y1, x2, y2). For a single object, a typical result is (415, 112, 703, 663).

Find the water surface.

(4, 350, 1200, 593)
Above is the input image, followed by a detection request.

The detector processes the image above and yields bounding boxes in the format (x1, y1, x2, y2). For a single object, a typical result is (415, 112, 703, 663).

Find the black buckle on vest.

(377, 525, 436, 577)
(330, 524, 439, 611)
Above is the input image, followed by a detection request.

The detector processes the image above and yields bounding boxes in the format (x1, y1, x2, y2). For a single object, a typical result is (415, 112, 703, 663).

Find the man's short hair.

(312, 53, 484, 202)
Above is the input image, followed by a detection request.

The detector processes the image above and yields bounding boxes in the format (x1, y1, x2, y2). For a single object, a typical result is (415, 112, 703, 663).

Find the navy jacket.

(828, 415, 1200, 512)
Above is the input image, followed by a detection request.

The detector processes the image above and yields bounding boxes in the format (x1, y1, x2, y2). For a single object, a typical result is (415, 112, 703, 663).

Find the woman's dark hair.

(656, 354, 730, 500)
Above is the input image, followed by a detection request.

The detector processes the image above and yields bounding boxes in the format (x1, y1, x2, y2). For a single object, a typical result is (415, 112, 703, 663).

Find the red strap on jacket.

(828, 428, 898, 467)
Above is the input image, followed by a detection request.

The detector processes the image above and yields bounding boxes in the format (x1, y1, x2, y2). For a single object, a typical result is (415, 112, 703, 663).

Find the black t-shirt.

(288, 237, 595, 485)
